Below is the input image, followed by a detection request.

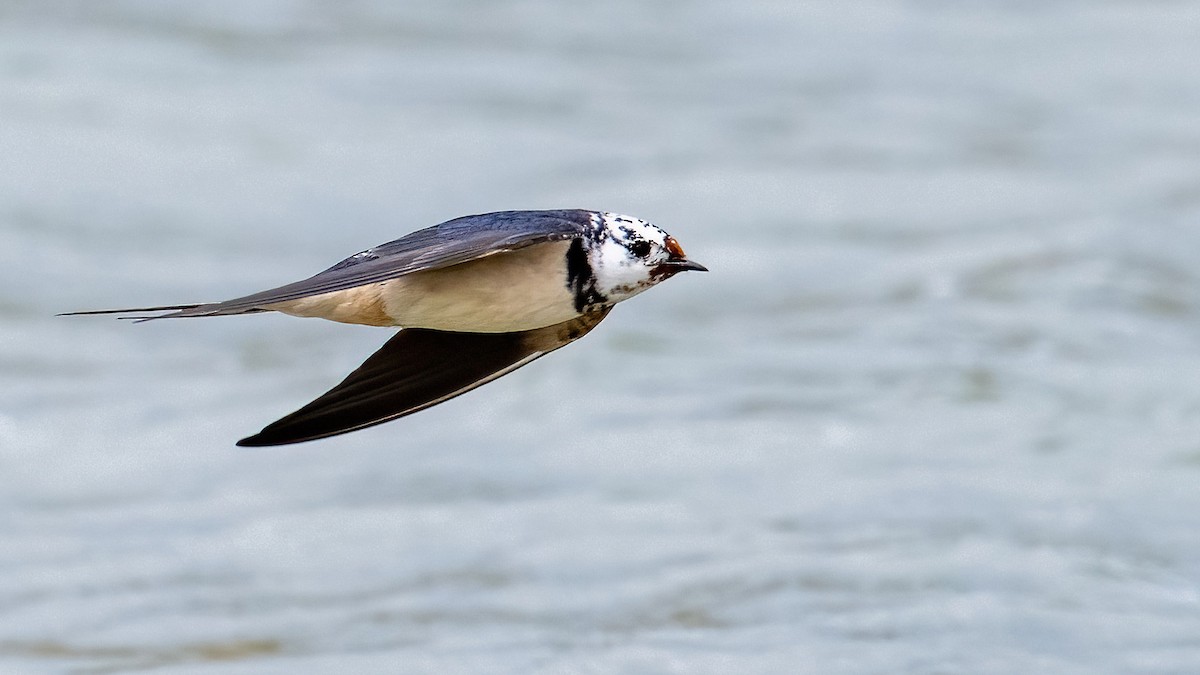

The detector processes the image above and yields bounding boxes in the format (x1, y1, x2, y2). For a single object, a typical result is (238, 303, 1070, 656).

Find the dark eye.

(629, 240, 652, 258)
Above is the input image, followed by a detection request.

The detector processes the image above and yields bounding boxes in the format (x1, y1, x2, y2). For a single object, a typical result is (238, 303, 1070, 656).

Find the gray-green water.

(4, 2, 1200, 673)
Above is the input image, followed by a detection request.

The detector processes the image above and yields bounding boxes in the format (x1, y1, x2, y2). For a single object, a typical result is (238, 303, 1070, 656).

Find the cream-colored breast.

(382, 240, 579, 332)
(265, 241, 579, 332)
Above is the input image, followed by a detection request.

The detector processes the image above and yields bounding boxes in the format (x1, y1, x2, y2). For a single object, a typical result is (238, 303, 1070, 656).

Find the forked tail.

(57, 303, 263, 322)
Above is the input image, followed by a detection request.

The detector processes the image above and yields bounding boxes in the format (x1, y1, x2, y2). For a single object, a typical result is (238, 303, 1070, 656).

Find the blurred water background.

(3, 1, 1200, 673)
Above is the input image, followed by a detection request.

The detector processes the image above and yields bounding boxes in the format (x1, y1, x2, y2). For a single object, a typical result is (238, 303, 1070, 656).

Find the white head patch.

(586, 212, 680, 303)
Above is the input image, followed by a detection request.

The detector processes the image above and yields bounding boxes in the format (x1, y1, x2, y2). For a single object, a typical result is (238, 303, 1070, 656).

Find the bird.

(62, 209, 707, 446)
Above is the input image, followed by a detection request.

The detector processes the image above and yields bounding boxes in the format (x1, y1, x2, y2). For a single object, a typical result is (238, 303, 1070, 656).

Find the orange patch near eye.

(664, 236, 686, 259)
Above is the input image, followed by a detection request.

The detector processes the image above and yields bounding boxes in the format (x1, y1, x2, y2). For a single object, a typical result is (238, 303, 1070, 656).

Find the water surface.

(3, 2, 1200, 673)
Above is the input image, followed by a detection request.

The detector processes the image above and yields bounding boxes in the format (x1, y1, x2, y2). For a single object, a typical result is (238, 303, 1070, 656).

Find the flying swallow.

(63, 210, 707, 446)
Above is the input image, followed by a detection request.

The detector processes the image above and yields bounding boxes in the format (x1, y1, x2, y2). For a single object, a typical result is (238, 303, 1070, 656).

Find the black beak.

(661, 258, 708, 273)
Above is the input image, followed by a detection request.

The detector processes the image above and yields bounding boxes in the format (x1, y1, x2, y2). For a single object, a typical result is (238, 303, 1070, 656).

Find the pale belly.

(265, 241, 582, 333)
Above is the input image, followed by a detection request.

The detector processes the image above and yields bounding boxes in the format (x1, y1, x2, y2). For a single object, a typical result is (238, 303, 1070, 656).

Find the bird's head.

(585, 212, 707, 304)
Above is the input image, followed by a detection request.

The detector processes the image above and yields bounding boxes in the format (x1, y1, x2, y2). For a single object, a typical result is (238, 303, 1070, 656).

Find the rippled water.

(4, 2, 1200, 673)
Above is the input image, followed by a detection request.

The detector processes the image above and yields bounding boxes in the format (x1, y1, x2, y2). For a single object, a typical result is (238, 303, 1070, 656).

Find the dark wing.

(61, 210, 595, 320)
(236, 308, 611, 446)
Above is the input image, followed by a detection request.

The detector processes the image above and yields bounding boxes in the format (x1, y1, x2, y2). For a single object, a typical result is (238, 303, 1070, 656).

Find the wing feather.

(64, 210, 595, 320)
(236, 308, 610, 446)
